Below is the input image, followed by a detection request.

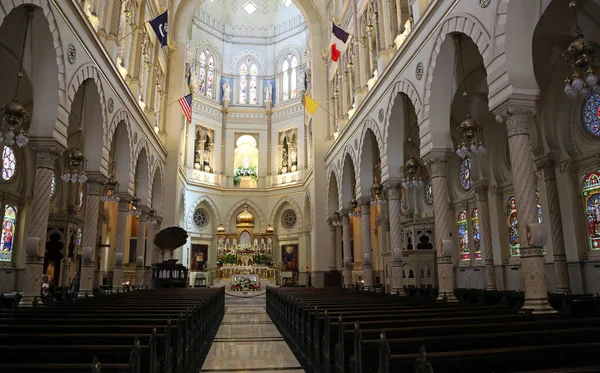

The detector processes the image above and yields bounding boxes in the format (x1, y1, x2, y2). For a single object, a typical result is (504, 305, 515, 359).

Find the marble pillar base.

(521, 248, 554, 314)
(343, 268, 352, 286)
(437, 257, 457, 302)
(143, 268, 152, 289)
(135, 267, 144, 287)
(113, 265, 124, 290)
(20, 255, 44, 307)
(363, 267, 373, 288)
(485, 259, 497, 291)
(80, 262, 95, 295)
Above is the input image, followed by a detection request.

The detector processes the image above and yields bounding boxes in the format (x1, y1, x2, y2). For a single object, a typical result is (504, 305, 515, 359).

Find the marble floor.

(200, 293, 305, 372)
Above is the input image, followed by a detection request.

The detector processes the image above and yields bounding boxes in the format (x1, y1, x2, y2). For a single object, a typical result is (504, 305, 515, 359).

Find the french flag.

(331, 23, 350, 62)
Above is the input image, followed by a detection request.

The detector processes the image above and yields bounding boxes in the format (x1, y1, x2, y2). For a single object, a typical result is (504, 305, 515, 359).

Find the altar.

(216, 265, 276, 279)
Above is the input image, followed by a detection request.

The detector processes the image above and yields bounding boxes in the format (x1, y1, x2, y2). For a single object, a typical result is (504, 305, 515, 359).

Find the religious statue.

(253, 238, 258, 249)
(265, 83, 273, 101)
(222, 81, 231, 101)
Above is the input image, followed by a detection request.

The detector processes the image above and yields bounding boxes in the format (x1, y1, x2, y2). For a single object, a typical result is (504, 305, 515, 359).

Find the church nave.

(200, 294, 304, 373)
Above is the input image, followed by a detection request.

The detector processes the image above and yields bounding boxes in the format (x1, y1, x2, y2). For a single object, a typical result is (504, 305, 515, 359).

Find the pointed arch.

(269, 196, 303, 232)
(186, 195, 221, 231)
(383, 78, 423, 154)
(224, 199, 266, 233)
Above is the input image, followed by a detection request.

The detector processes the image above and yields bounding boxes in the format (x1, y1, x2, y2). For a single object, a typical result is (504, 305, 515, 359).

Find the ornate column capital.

(117, 198, 131, 212)
(358, 197, 371, 210)
(494, 104, 537, 138)
(85, 172, 107, 196)
(31, 141, 64, 169)
(423, 151, 451, 179)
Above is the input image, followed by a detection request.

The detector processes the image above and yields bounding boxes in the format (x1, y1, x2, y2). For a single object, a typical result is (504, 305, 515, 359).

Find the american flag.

(178, 94, 192, 123)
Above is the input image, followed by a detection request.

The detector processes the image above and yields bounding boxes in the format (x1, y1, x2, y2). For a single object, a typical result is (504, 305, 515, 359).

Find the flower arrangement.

(230, 277, 261, 291)
(253, 254, 269, 266)
(233, 166, 258, 185)
(221, 253, 237, 265)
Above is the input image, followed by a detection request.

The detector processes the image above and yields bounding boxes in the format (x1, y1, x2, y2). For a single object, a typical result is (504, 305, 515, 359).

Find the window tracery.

(424, 179, 433, 205)
(471, 208, 481, 260)
(193, 208, 209, 229)
(1, 146, 16, 181)
(281, 53, 298, 101)
(584, 93, 600, 137)
(457, 210, 469, 260)
(582, 171, 600, 251)
(459, 158, 472, 191)
(239, 59, 258, 105)
(0, 205, 17, 262)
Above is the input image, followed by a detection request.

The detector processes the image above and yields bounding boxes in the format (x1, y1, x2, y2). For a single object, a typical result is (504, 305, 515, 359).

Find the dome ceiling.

(196, 0, 303, 29)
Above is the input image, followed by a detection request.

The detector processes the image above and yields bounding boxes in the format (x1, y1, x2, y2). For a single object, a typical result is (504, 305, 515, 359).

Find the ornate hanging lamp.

(100, 175, 120, 202)
(562, 0, 599, 98)
(128, 196, 141, 216)
(1, 6, 35, 148)
(402, 137, 423, 189)
(455, 34, 486, 159)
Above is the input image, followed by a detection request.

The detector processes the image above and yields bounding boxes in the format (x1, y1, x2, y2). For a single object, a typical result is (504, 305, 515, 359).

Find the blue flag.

(149, 10, 168, 47)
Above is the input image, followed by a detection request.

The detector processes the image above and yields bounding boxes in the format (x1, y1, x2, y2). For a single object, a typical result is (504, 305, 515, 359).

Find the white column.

(328, 220, 337, 271)
(474, 182, 497, 290)
(498, 106, 553, 313)
(113, 198, 130, 289)
(536, 155, 571, 293)
(135, 210, 148, 286)
(386, 183, 406, 295)
(20, 145, 61, 306)
(80, 178, 104, 296)
(342, 212, 352, 286)
(426, 154, 457, 301)
(360, 200, 374, 288)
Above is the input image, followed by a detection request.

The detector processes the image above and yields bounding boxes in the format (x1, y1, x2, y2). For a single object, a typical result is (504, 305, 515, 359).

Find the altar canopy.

(215, 204, 276, 280)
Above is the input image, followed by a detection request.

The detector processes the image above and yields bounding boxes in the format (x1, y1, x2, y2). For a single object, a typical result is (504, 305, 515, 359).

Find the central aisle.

(200, 292, 305, 372)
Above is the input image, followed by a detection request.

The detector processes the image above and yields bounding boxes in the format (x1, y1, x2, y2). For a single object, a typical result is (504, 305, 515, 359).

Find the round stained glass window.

(583, 93, 600, 137)
(281, 209, 297, 229)
(459, 158, 472, 191)
(1, 146, 16, 181)
(424, 179, 433, 205)
(193, 208, 209, 229)
(50, 173, 56, 199)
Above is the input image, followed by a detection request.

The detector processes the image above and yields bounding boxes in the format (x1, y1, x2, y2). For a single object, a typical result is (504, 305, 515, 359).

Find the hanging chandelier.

(348, 197, 360, 217)
(61, 148, 88, 183)
(100, 176, 120, 202)
(562, 0, 599, 98)
(402, 156, 423, 189)
(128, 197, 142, 216)
(370, 180, 385, 206)
(455, 34, 486, 159)
(331, 211, 342, 227)
(148, 209, 160, 225)
(1, 6, 34, 148)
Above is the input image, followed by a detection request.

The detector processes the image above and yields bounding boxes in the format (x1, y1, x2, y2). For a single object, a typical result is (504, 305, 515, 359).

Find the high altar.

(215, 204, 277, 280)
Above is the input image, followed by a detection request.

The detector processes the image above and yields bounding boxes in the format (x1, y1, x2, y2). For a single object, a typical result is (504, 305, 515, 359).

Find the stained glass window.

(424, 179, 433, 205)
(582, 171, 600, 251)
(2, 146, 16, 181)
(290, 55, 298, 99)
(239, 63, 248, 104)
(457, 210, 470, 260)
(282, 59, 290, 101)
(471, 208, 481, 260)
(249, 64, 258, 105)
(198, 52, 206, 95)
(583, 93, 600, 137)
(535, 188, 546, 254)
(0, 205, 17, 262)
(282, 53, 298, 102)
(76, 227, 82, 247)
(50, 173, 56, 199)
(506, 196, 520, 256)
(207, 55, 214, 98)
(459, 158, 471, 190)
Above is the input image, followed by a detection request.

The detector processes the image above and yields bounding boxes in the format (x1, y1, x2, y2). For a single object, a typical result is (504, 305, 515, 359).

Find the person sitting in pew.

(40, 275, 55, 304)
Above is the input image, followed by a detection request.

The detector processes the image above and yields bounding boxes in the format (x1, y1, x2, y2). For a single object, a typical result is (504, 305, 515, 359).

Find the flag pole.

(116, 7, 171, 46)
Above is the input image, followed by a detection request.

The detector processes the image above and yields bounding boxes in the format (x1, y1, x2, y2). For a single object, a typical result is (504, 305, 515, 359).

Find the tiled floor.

(200, 293, 305, 372)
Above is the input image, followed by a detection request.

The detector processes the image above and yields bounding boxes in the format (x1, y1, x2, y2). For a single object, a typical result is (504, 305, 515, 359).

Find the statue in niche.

(260, 238, 265, 252)
(281, 143, 288, 174)
(232, 238, 237, 249)
(253, 238, 258, 249)
(267, 237, 272, 254)
(225, 238, 230, 253)
(203, 141, 211, 172)
(222, 81, 231, 101)
(265, 83, 273, 101)
(243, 154, 251, 169)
